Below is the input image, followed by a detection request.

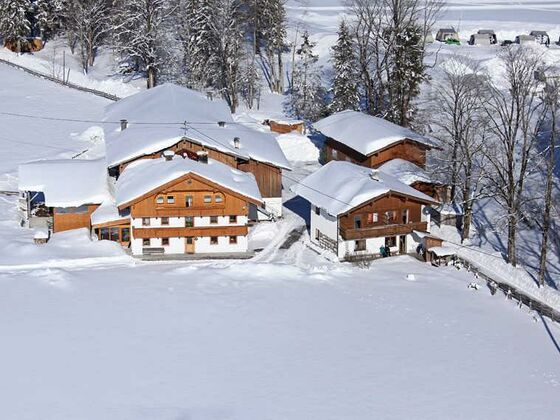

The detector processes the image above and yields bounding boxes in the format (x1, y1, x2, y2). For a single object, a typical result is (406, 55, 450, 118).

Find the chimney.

(163, 150, 175, 161)
(218, 121, 226, 127)
(370, 169, 380, 181)
(197, 150, 208, 164)
(233, 137, 240, 149)
(120, 119, 128, 131)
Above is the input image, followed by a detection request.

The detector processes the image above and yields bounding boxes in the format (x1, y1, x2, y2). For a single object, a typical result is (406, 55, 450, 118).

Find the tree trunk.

(277, 50, 284, 93)
(507, 214, 517, 266)
(147, 66, 157, 89)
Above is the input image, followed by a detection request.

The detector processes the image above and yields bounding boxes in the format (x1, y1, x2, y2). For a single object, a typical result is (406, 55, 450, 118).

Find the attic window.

(203, 195, 212, 204)
(167, 196, 175, 204)
(215, 194, 223, 203)
(156, 196, 164, 204)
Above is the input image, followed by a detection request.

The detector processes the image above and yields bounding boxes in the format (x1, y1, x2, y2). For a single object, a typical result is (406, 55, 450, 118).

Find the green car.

(445, 38, 461, 45)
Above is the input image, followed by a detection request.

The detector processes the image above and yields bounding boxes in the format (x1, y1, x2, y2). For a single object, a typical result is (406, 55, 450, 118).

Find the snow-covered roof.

(116, 156, 263, 207)
(290, 161, 437, 216)
(313, 110, 434, 157)
(377, 158, 433, 185)
(91, 200, 130, 226)
(18, 158, 110, 207)
(104, 84, 290, 170)
(430, 246, 457, 257)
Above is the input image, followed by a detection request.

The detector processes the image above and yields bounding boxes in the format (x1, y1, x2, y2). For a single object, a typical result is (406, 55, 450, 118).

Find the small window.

(402, 209, 409, 224)
(185, 216, 194, 227)
(100, 227, 110, 240)
(229, 236, 237, 244)
(110, 227, 120, 241)
(156, 196, 164, 204)
(167, 196, 175, 204)
(315, 206, 320, 215)
(142, 217, 150, 226)
(385, 211, 395, 223)
(162, 238, 169, 246)
(203, 195, 212, 204)
(121, 228, 130, 242)
(367, 212, 378, 224)
(215, 194, 223, 203)
(332, 149, 338, 159)
(161, 217, 169, 226)
(185, 196, 193, 207)
(385, 236, 396, 247)
(229, 215, 237, 224)
(210, 216, 218, 224)
(143, 238, 150, 246)
(210, 236, 218, 245)
(355, 239, 366, 251)
(353, 216, 361, 229)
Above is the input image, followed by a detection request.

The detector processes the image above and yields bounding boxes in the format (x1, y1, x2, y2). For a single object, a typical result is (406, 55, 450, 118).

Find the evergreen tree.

(0, 0, 32, 52)
(329, 20, 359, 113)
(288, 30, 325, 121)
(34, 0, 65, 39)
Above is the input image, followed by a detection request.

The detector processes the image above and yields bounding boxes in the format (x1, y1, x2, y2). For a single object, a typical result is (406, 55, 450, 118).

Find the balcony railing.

(340, 221, 427, 240)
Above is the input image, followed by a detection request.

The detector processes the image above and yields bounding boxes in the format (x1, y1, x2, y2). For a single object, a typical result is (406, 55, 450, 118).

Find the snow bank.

(276, 132, 320, 162)
(455, 245, 560, 312)
(378, 158, 432, 185)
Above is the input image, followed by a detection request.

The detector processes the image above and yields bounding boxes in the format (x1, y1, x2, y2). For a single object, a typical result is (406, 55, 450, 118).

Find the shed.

(428, 246, 457, 266)
(265, 119, 305, 135)
(436, 28, 459, 42)
(412, 230, 444, 262)
(431, 202, 463, 230)
(529, 31, 550, 45)
(477, 29, 497, 44)
(515, 35, 536, 45)
(469, 33, 493, 46)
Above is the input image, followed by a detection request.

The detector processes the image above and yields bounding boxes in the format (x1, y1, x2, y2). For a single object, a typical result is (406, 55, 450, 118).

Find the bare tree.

(481, 47, 546, 266)
(433, 55, 487, 242)
(537, 81, 559, 286)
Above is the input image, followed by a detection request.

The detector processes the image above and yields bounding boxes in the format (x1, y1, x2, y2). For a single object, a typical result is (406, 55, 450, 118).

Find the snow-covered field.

(1, 1, 560, 418)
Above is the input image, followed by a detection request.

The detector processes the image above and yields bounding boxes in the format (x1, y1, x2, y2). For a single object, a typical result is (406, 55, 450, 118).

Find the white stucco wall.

(338, 233, 421, 260)
(132, 216, 246, 228)
(259, 197, 283, 220)
(310, 205, 338, 246)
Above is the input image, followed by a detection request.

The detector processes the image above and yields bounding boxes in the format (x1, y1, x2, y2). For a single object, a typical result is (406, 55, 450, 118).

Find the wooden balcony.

(133, 225, 248, 238)
(340, 221, 427, 240)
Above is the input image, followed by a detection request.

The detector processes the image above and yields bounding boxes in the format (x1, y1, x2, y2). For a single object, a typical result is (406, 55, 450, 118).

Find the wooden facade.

(92, 220, 131, 247)
(119, 172, 261, 242)
(267, 120, 305, 134)
(325, 137, 430, 169)
(116, 137, 283, 198)
(53, 204, 99, 233)
(338, 193, 430, 241)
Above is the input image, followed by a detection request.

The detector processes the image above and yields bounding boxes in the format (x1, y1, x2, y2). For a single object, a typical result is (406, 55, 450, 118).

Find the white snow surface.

(290, 161, 436, 216)
(276, 132, 320, 162)
(378, 158, 433, 185)
(18, 158, 110, 207)
(90, 199, 129, 226)
(116, 156, 263, 207)
(430, 246, 457, 257)
(104, 84, 291, 169)
(313, 110, 435, 156)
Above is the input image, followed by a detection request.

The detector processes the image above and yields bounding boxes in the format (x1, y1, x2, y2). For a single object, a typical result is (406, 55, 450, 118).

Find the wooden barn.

(290, 161, 438, 261)
(104, 84, 290, 219)
(264, 118, 305, 135)
(314, 110, 435, 170)
(18, 159, 110, 234)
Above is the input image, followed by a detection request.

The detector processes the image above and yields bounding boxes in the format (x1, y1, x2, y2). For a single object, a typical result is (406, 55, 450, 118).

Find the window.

(185, 216, 194, 227)
(332, 149, 338, 159)
(143, 238, 150, 246)
(229, 215, 237, 224)
(142, 217, 150, 226)
(355, 239, 366, 251)
(215, 194, 223, 203)
(161, 217, 169, 226)
(385, 211, 395, 223)
(162, 238, 169, 246)
(210, 236, 218, 245)
(110, 228, 120, 241)
(385, 236, 396, 247)
(402, 209, 409, 224)
(367, 212, 379, 224)
(315, 206, 320, 215)
(156, 196, 164, 204)
(203, 195, 212, 204)
(167, 196, 175, 204)
(210, 216, 218, 224)
(229, 236, 237, 244)
(121, 228, 130, 242)
(100, 227, 110, 240)
(353, 216, 362, 229)
(185, 196, 193, 207)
